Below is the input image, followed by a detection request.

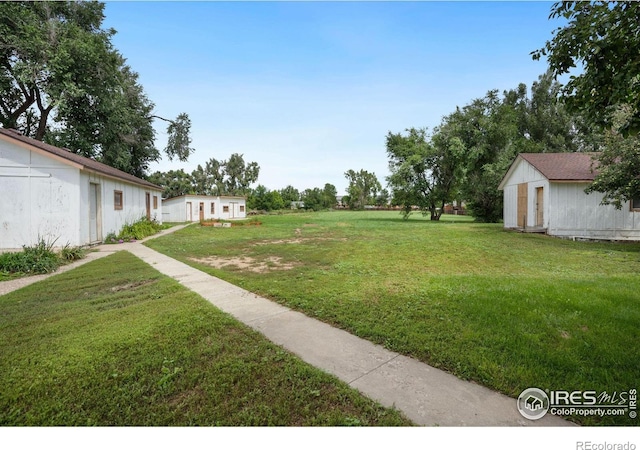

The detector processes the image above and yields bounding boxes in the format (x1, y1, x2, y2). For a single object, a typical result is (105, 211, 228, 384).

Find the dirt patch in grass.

(254, 238, 306, 245)
(190, 256, 298, 273)
(253, 237, 347, 246)
(109, 280, 155, 292)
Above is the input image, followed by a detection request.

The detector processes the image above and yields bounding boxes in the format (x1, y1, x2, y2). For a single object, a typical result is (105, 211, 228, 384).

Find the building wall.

(80, 172, 162, 243)
(548, 183, 640, 240)
(162, 195, 218, 222)
(0, 137, 162, 250)
(502, 159, 548, 229)
(219, 197, 246, 220)
(0, 139, 81, 249)
(502, 158, 640, 240)
(162, 195, 246, 222)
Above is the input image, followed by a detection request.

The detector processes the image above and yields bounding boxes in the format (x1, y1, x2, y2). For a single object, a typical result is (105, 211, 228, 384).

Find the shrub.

(118, 217, 164, 241)
(0, 239, 60, 275)
(59, 244, 86, 262)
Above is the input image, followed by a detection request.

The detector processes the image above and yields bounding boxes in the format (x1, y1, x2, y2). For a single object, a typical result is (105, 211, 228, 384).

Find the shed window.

(632, 198, 640, 211)
(211, 202, 215, 214)
(114, 190, 123, 210)
(240, 205, 245, 212)
(223, 205, 229, 213)
(153, 196, 158, 209)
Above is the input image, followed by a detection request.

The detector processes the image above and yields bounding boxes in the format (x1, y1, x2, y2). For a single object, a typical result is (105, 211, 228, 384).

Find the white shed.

(162, 194, 246, 222)
(498, 152, 640, 240)
(0, 128, 163, 250)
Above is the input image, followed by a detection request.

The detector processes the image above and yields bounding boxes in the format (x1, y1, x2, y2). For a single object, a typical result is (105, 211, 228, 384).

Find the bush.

(118, 217, 164, 241)
(0, 239, 60, 275)
(60, 244, 86, 262)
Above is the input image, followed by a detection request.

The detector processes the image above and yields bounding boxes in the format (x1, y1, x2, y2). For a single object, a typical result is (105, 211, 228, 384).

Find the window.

(240, 205, 245, 212)
(632, 198, 640, 211)
(153, 196, 158, 209)
(211, 202, 215, 214)
(114, 190, 123, 210)
(223, 205, 229, 213)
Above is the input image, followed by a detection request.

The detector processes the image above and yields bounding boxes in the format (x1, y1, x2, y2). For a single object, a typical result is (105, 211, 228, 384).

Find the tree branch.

(149, 114, 174, 124)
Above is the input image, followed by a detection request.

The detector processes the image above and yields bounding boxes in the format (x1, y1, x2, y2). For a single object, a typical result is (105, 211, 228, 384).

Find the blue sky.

(103, 1, 562, 195)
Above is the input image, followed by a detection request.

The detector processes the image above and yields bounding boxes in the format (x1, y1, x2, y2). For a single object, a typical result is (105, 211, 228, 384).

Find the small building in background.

(162, 194, 246, 222)
(498, 152, 640, 240)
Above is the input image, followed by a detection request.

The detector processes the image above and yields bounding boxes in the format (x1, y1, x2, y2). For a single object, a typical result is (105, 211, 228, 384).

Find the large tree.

(437, 73, 582, 222)
(386, 127, 464, 221)
(533, 1, 640, 135)
(534, 1, 640, 206)
(0, 1, 193, 176)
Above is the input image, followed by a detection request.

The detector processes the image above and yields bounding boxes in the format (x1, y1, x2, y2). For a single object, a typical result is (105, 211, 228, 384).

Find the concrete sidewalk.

(117, 241, 571, 427)
(0, 225, 572, 426)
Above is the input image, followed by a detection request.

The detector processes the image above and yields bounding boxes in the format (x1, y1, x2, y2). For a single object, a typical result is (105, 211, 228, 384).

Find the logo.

(517, 388, 550, 420)
(518, 387, 637, 420)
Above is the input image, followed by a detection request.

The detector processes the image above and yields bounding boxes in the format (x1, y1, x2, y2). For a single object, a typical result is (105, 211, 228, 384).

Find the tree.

(279, 185, 300, 206)
(147, 169, 194, 198)
(436, 74, 583, 221)
(300, 188, 324, 211)
(0, 1, 193, 176)
(224, 153, 260, 196)
(344, 169, 381, 210)
(186, 154, 259, 196)
(247, 185, 285, 211)
(386, 127, 464, 221)
(321, 183, 338, 209)
(375, 189, 390, 207)
(585, 105, 640, 207)
(533, 1, 640, 136)
(534, 2, 640, 206)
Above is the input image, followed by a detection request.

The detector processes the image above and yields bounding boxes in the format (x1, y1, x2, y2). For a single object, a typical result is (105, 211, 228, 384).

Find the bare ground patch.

(253, 237, 347, 246)
(190, 255, 297, 273)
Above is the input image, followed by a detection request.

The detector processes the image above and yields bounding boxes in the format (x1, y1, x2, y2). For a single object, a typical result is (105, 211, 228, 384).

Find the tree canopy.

(534, 1, 640, 207)
(0, 1, 193, 177)
(386, 127, 464, 220)
(386, 73, 583, 222)
(149, 153, 260, 198)
(344, 169, 381, 210)
(533, 1, 640, 136)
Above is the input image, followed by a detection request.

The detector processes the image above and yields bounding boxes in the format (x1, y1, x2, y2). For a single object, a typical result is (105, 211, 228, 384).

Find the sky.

(102, 1, 564, 196)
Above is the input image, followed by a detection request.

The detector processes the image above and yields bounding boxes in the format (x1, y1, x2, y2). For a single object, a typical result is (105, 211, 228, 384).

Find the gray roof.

(0, 127, 162, 191)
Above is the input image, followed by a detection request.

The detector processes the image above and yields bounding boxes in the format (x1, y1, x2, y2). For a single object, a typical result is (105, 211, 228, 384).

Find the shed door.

(517, 183, 528, 228)
(89, 183, 100, 243)
(536, 187, 544, 227)
(186, 202, 192, 221)
(199, 202, 204, 221)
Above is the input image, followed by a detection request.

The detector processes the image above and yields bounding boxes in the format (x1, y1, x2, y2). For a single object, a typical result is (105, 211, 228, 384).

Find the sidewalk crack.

(348, 353, 400, 385)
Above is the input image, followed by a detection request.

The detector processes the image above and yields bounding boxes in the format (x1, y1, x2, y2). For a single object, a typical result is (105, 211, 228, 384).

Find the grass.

(0, 251, 410, 426)
(146, 210, 640, 425)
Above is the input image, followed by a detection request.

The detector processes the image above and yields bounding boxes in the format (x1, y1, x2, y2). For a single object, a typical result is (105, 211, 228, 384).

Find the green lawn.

(0, 251, 410, 426)
(147, 210, 640, 425)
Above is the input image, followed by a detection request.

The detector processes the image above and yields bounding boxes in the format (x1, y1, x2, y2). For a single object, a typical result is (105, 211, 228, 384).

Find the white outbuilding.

(0, 127, 163, 250)
(498, 152, 640, 240)
(162, 194, 246, 222)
